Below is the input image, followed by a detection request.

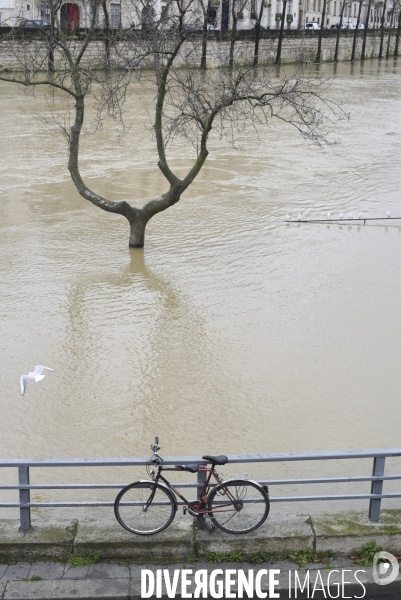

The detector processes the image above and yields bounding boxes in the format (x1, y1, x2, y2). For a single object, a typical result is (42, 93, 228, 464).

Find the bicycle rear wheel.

(114, 481, 176, 535)
(208, 479, 269, 534)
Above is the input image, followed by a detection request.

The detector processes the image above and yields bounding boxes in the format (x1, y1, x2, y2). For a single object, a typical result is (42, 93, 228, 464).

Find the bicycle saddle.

(202, 455, 228, 465)
(174, 464, 199, 473)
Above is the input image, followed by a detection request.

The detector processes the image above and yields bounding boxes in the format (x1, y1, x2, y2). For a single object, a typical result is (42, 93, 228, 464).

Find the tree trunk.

(316, 0, 327, 63)
(386, 7, 394, 57)
(276, 0, 287, 66)
(47, 8, 56, 73)
(395, 5, 401, 56)
(253, 0, 265, 66)
(129, 215, 148, 248)
(102, 0, 111, 70)
(361, 0, 373, 59)
(201, 16, 208, 70)
(229, 0, 238, 68)
(334, 1, 345, 62)
(379, 0, 388, 58)
(351, 0, 363, 61)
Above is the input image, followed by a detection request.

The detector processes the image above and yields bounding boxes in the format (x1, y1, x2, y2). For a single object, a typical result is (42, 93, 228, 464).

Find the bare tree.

(395, 0, 401, 55)
(334, 0, 346, 62)
(351, 0, 364, 60)
(316, 0, 327, 63)
(379, 0, 388, 57)
(47, 0, 63, 72)
(102, 0, 111, 69)
(361, 0, 373, 59)
(253, 0, 266, 66)
(229, 0, 243, 68)
(198, 0, 215, 70)
(0, 0, 347, 248)
(386, 2, 394, 56)
(275, 0, 287, 65)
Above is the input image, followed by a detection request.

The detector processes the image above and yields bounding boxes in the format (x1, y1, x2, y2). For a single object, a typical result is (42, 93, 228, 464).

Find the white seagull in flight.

(20, 366, 54, 395)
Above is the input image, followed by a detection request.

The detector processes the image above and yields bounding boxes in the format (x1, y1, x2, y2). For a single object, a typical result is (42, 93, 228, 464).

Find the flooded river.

(1, 59, 401, 519)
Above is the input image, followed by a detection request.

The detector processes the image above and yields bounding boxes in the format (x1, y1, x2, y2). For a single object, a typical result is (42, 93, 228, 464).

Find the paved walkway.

(1, 556, 400, 599)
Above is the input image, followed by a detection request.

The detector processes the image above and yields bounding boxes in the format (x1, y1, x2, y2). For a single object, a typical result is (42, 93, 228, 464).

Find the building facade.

(0, 0, 399, 30)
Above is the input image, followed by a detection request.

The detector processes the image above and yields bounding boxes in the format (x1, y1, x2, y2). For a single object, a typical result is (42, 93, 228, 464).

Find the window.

(40, 0, 50, 22)
(161, 3, 169, 18)
(110, 3, 120, 27)
(89, 4, 100, 26)
(333, 1, 336, 15)
(313, 0, 316, 11)
(26, 4, 30, 9)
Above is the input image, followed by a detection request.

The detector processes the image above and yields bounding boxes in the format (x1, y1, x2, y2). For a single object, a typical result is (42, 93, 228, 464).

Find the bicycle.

(114, 437, 270, 536)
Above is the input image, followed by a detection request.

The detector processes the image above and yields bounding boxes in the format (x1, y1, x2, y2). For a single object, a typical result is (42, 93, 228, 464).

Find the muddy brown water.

(0, 59, 401, 520)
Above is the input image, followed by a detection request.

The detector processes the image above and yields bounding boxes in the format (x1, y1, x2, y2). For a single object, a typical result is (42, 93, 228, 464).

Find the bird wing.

(34, 375, 46, 383)
(20, 375, 28, 395)
(33, 365, 54, 376)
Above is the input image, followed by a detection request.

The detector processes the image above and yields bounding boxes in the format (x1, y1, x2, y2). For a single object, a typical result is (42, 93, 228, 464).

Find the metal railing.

(1, 448, 401, 531)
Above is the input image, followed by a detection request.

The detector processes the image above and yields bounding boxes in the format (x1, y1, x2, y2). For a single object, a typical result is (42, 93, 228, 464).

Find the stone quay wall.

(0, 32, 398, 71)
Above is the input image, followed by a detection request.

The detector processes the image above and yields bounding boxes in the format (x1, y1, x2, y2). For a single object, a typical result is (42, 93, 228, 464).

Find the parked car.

(305, 22, 320, 30)
(18, 19, 49, 27)
(345, 22, 364, 29)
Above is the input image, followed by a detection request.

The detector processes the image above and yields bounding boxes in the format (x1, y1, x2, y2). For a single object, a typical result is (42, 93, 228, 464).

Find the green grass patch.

(351, 541, 388, 566)
(205, 549, 334, 566)
(248, 549, 334, 567)
(206, 551, 243, 563)
(70, 552, 101, 567)
(187, 553, 199, 565)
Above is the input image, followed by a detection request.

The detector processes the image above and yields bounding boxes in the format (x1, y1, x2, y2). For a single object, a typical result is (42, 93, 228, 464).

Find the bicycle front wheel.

(114, 481, 176, 535)
(208, 479, 269, 534)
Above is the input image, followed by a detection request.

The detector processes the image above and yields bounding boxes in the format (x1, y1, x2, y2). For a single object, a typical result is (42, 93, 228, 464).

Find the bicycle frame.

(146, 464, 239, 516)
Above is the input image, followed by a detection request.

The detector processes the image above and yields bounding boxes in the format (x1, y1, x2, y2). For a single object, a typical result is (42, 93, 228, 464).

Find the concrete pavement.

(2, 510, 401, 598)
(1, 556, 401, 599)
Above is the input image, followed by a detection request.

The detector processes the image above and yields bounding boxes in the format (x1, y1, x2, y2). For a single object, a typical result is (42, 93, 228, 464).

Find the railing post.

(369, 457, 385, 522)
(196, 468, 207, 530)
(18, 467, 31, 531)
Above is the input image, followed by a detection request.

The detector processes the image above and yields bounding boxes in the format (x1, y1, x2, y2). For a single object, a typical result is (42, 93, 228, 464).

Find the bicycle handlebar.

(150, 436, 162, 466)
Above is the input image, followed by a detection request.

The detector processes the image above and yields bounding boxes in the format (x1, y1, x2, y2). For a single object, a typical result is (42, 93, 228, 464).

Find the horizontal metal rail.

(3, 492, 401, 509)
(2, 473, 401, 490)
(1, 448, 400, 530)
(2, 447, 401, 467)
(287, 217, 401, 224)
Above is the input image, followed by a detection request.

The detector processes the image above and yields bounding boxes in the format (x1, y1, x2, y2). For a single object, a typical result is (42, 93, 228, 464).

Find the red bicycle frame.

(148, 464, 239, 516)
